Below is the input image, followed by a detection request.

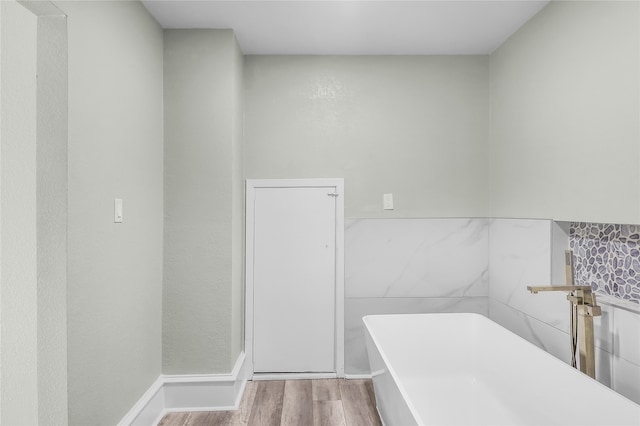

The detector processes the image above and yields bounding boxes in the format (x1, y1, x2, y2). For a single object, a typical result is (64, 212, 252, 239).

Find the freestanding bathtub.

(364, 313, 640, 426)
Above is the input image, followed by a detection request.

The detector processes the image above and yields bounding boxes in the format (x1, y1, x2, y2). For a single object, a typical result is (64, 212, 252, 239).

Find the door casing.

(245, 178, 345, 378)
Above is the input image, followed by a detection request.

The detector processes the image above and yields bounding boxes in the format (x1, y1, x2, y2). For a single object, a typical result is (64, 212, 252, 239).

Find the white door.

(251, 183, 339, 373)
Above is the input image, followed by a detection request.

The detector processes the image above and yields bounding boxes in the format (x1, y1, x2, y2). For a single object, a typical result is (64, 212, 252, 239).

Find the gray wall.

(0, 2, 39, 423)
(163, 29, 244, 374)
(58, 1, 165, 424)
(489, 0, 640, 224)
(1, 2, 68, 424)
(230, 34, 245, 364)
(244, 56, 490, 218)
(36, 11, 68, 426)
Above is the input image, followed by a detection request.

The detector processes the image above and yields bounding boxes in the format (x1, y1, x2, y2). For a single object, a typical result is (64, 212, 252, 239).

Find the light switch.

(383, 193, 394, 210)
(114, 198, 123, 223)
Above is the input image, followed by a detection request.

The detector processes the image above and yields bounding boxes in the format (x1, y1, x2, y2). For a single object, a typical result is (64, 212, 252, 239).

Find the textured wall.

(1, 4, 68, 424)
(0, 4, 3, 420)
(244, 55, 490, 219)
(163, 29, 244, 374)
(60, 1, 165, 424)
(231, 36, 245, 362)
(490, 1, 640, 223)
(36, 13, 68, 426)
(0, 2, 38, 423)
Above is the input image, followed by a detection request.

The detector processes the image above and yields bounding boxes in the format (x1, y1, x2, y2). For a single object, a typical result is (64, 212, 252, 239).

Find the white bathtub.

(364, 313, 640, 426)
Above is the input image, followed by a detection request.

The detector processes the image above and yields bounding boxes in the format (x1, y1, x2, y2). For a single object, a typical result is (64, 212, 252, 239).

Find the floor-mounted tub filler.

(364, 313, 640, 426)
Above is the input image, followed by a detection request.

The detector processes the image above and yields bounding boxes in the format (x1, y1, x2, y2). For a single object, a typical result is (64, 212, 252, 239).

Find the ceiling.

(142, 0, 550, 55)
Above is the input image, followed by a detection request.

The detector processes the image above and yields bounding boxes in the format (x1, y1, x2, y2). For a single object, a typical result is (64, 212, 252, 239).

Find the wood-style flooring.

(158, 379, 382, 426)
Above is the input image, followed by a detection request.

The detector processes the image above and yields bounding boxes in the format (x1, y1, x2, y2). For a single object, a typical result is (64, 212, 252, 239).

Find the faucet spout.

(526, 285, 592, 294)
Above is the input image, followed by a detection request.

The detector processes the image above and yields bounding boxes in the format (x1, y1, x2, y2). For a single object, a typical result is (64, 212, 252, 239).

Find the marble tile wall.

(344, 218, 489, 375)
(488, 218, 640, 404)
(346, 217, 640, 404)
(488, 219, 569, 332)
(346, 219, 488, 298)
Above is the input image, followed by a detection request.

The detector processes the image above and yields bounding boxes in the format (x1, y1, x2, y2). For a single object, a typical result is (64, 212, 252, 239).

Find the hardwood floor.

(158, 379, 382, 426)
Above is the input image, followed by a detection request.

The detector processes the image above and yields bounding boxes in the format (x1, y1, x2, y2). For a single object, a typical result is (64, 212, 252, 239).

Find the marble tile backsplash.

(345, 218, 489, 375)
(346, 218, 488, 298)
(570, 223, 640, 304)
(488, 219, 569, 331)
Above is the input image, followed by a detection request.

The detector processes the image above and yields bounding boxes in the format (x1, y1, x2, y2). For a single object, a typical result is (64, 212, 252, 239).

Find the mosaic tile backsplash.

(570, 223, 640, 304)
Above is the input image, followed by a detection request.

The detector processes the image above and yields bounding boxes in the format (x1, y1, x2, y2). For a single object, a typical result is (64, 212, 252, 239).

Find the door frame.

(245, 178, 345, 378)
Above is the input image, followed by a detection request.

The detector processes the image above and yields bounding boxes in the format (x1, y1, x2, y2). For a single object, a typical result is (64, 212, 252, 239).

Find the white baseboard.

(252, 372, 337, 381)
(344, 373, 373, 380)
(160, 382, 247, 414)
(118, 377, 165, 426)
(118, 352, 248, 426)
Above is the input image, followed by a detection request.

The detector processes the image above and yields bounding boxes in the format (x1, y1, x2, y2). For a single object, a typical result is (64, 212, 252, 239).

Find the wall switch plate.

(114, 198, 123, 223)
(383, 193, 394, 210)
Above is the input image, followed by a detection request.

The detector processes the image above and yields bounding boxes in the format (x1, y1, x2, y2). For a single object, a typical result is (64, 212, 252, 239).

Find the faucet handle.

(577, 304, 602, 317)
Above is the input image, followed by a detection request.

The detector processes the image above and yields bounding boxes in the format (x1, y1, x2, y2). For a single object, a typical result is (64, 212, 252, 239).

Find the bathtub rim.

(363, 312, 640, 426)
